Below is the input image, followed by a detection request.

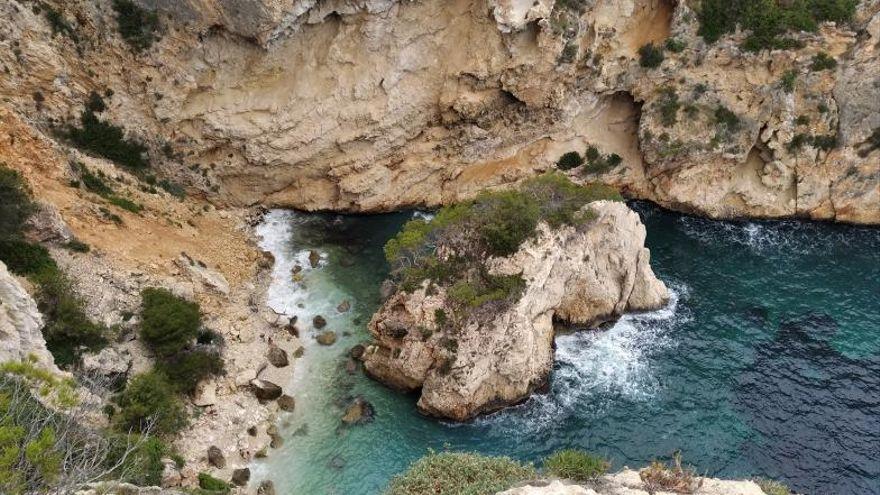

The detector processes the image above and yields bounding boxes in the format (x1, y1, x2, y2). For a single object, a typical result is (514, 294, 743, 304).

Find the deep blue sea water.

(253, 203, 880, 495)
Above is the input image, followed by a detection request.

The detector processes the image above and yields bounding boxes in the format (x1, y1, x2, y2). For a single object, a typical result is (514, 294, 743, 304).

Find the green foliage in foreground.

(755, 478, 791, 495)
(638, 43, 664, 68)
(385, 451, 536, 495)
(698, 0, 857, 51)
(542, 449, 610, 481)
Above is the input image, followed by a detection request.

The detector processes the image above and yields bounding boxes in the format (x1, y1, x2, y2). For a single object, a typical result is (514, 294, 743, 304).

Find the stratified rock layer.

(363, 201, 668, 420)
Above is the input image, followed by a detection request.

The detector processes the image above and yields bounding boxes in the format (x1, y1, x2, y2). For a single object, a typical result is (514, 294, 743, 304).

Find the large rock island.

(363, 174, 668, 420)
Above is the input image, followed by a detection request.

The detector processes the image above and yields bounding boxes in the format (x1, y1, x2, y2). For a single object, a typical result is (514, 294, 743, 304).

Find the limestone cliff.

(497, 470, 768, 495)
(0, 0, 877, 223)
(363, 201, 668, 420)
(0, 261, 58, 372)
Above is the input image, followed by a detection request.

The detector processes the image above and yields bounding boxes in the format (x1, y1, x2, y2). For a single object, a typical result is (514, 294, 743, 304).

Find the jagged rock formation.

(497, 470, 766, 495)
(363, 201, 668, 420)
(0, 0, 877, 223)
(0, 261, 58, 372)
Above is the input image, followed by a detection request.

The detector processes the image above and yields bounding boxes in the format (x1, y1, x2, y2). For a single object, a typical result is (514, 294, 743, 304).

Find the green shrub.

(811, 133, 837, 150)
(714, 106, 740, 133)
(475, 191, 541, 256)
(386, 451, 536, 495)
(140, 288, 201, 357)
(32, 269, 107, 367)
(42, 5, 77, 40)
(86, 91, 107, 113)
(198, 472, 231, 493)
(665, 38, 686, 53)
(582, 146, 623, 174)
(448, 274, 525, 308)
(114, 371, 186, 436)
(698, 0, 856, 50)
(79, 165, 114, 196)
(556, 151, 584, 170)
(810, 51, 837, 71)
(112, 0, 159, 51)
(543, 449, 610, 481)
(0, 166, 35, 240)
(66, 111, 150, 171)
(158, 179, 186, 199)
(794, 115, 810, 126)
(0, 238, 56, 277)
(754, 478, 790, 495)
(657, 89, 680, 127)
(780, 70, 797, 93)
(108, 195, 142, 214)
(64, 239, 90, 253)
(156, 350, 223, 395)
(584, 146, 600, 162)
(638, 43, 664, 68)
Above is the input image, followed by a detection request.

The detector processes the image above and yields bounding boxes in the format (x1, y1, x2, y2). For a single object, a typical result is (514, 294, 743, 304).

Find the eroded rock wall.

(1, 0, 877, 223)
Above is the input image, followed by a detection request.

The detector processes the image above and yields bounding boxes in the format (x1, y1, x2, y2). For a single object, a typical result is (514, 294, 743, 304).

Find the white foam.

(472, 284, 689, 433)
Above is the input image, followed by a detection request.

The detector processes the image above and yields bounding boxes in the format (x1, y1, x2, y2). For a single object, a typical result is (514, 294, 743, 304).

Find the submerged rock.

(341, 397, 375, 425)
(277, 394, 296, 412)
(316, 330, 337, 346)
(363, 201, 668, 420)
(308, 250, 321, 268)
(313, 314, 327, 328)
(337, 300, 351, 313)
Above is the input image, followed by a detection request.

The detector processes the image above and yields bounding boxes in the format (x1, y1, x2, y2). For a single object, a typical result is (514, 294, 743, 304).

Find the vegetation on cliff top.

(697, 0, 857, 51)
(384, 173, 622, 310)
(385, 451, 536, 495)
(542, 449, 610, 481)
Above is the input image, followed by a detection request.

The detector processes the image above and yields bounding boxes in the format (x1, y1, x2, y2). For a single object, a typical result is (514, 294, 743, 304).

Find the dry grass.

(639, 452, 703, 494)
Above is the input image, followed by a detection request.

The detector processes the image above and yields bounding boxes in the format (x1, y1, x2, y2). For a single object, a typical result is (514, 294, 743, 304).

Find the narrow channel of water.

(252, 204, 880, 495)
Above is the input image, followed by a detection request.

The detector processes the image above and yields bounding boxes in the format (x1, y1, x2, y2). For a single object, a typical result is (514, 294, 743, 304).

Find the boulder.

(313, 315, 327, 328)
(193, 382, 217, 407)
(257, 480, 276, 495)
(266, 345, 289, 367)
(250, 379, 283, 402)
(316, 331, 337, 346)
(308, 250, 321, 268)
(277, 394, 296, 412)
(207, 446, 225, 468)
(231, 468, 250, 487)
(349, 344, 366, 360)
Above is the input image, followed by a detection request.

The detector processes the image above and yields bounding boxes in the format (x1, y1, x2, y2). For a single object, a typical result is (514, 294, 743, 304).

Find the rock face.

(496, 470, 766, 495)
(1, 0, 878, 224)
(363, 201, 668, 420)
(0, 261, 57, 371)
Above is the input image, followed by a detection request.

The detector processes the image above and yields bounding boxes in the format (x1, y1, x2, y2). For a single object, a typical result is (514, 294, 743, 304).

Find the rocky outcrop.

(496, 470, 767, 495)
(0, 261, 57, 372)
(363, 201, 668, 420)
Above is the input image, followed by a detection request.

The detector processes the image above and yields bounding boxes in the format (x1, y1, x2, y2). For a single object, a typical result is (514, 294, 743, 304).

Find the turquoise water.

(252, 204, 880, 495)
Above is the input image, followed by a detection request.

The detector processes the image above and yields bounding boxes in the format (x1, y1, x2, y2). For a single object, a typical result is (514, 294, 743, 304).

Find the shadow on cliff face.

(735, 313, 880, 495)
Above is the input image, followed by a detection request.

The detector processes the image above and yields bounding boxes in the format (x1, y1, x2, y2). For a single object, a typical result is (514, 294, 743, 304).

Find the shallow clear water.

(252, 204, 880, 495)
